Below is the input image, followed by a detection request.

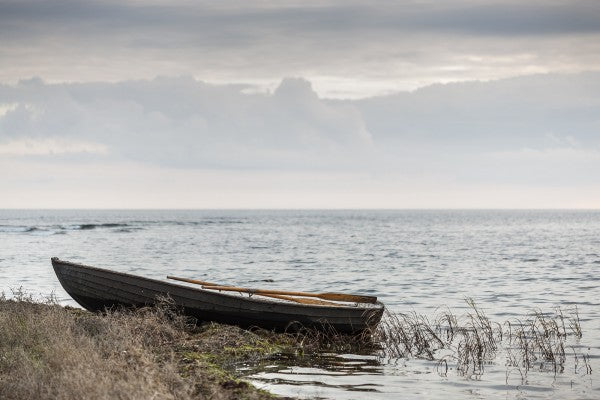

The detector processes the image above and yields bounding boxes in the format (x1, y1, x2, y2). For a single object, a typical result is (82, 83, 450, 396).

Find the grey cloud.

(2, 0, 599, 39)
(2, 1, 600, 98)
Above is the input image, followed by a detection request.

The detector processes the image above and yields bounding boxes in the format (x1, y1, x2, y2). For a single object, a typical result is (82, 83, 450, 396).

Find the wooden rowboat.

(51, 258, 384, 333)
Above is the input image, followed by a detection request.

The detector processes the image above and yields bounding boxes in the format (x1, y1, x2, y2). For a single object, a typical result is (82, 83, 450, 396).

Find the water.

(1, 209, 598, 399)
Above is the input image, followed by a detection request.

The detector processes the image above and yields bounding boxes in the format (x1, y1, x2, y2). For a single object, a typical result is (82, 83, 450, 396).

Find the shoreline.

(1, 290, 592, 399)
(0, 295, 305, 399)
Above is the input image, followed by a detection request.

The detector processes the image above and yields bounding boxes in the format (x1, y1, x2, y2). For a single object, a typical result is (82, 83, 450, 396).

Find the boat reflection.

(240, 352, 385, 395)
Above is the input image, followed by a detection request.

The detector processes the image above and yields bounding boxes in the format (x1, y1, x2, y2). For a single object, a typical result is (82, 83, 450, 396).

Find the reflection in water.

(242, 308, 594, 400)
(245, 344, 594, 400)
(244, 353, 385, 396)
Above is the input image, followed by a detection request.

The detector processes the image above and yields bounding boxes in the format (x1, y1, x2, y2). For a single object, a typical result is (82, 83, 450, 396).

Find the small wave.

(133, 220, 246, 226)
(0, 225, 51, 234)
(53, 223, 132, 231)
(78, 223, 130, 230)
(0, 225, 33, 233)
(30, 229, 58, 236)
(119, 219, 246, 227)
(518, 277, 535, 281)
(0, 225, 70, 235)
(113, 227, 144, 233)
(286, 259, 318, 264)
(187, 220, 245, 225)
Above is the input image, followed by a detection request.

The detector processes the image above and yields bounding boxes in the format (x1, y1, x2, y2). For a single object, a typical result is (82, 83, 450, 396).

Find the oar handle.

(167, 276, 216, 286)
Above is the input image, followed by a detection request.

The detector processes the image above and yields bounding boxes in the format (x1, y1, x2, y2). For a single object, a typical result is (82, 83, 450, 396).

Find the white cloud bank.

(0, 77, 371, 169)
(0, 138, 107, 156)
(1, 72, 599, 208)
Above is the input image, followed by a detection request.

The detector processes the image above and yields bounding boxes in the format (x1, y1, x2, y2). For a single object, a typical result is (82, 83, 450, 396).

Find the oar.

(167, 276, 216, 286)
(202, 285, 377, 303)
(250, 292, 341, 306)
(166, 276, 341, 306)
(167, 276, 377, 303)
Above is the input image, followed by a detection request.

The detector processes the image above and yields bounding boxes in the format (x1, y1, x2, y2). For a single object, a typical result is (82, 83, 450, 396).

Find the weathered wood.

(166, 276, 341, 306)
(168, 276, 377, 304)
(201, 285, 377, 304)
(252, 292, 342, 306)
(167, 276, 216, 286)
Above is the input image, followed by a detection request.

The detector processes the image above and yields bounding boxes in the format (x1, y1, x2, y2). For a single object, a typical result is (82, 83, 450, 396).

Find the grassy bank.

(1, 293, 588, 399)
(0, 294, 308, 400)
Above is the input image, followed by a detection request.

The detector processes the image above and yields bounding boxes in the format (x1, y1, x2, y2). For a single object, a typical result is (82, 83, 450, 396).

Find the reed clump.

(374, 299, 587, 379)
(280, 320, 381, 355)
(504, 306, 584, 375)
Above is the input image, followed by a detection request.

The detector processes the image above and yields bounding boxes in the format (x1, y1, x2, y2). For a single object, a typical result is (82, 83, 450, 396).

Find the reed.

(373, 299, 589, 379)
(251, 298, 589, 381)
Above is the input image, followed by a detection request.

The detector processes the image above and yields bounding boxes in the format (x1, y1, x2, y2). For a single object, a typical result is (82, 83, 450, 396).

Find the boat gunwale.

(51, 257, 384, 312)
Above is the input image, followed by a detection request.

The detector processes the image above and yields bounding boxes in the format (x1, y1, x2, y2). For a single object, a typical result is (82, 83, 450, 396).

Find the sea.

(0, 209, 598, 399)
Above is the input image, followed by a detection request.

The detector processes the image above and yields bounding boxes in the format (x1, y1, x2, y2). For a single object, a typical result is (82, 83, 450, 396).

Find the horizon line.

(1, 208, 599, 211)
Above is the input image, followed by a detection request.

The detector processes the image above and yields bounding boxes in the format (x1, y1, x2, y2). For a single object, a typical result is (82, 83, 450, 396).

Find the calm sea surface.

(1, 210, 598, 399)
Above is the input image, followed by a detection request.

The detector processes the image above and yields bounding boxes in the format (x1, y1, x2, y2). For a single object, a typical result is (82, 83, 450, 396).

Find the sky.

(1, 0, 599, 208)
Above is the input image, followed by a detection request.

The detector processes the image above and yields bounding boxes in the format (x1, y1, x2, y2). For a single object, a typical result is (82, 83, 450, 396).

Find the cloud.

(1, 72, 599, 180)
(3, 1, 599, 39)
(1, 72, 600, 207)
(355, 72, 600, 150)
(0, 76, 372, 169)
(0, 138, 107, 155)
(2, 1, 600, 97)
(0, 103, 18, 117)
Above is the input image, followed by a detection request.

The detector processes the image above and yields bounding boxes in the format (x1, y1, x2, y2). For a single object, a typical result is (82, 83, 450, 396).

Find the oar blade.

(320, 293, 378, 304)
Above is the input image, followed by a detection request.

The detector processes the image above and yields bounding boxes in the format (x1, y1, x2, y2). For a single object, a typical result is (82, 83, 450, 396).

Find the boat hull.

(51, 258, 384, 333)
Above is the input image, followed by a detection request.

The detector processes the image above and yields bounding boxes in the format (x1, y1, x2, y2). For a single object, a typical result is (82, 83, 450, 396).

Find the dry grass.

(0, 291, 281, 400)
(280, 321, 380, 356)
